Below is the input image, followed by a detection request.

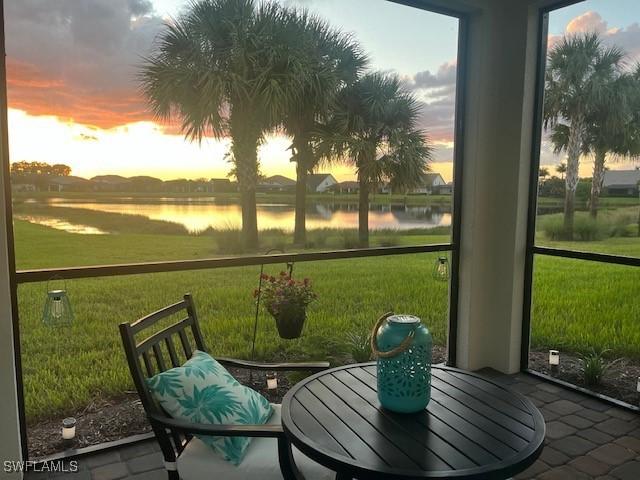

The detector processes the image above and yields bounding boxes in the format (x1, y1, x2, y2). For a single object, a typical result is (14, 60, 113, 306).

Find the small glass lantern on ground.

(549, 350, 560, 373)
(266, 372, 278, 390)
(62, 417, 76, 443)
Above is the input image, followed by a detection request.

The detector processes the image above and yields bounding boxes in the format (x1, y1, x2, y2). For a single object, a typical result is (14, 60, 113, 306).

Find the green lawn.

(12, 209, 640, 422)
(15, 225, 450, 421)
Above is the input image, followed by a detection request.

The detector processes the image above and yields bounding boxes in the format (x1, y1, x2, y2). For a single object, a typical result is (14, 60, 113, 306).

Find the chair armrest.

(217, 357, 330, 373)
(148, 412, 284, 438)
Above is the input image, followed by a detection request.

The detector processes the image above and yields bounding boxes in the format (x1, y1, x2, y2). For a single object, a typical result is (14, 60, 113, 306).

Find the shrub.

(538, 177, 565, 198)
(306, 229, 331, 249)
(377, 231, 401, 247)
(540, 216, 567, 241)
(341, 230, 360, 249)
(345, 330, 373, 363)
(608, 211, 638, 238)
(540, 214, 607, 241)
(262, 229, 288, 252)
(576, 179, 592, 201)
(572, 216, 605, 241)
(581, 349, 619, 386)
(213, 226, 245, 254)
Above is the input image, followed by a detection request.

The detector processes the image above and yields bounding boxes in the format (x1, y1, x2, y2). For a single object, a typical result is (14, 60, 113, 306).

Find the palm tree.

(549, 70, 640, 218)
(555, 162, 567, 180)
(318, 73, 432, 247)
(584, 71, 640, 218)
(544, 33, 625, 238)
(539, 167, 550, 180)
(279, 10, 367, 246)
(140, 0, 310, 250)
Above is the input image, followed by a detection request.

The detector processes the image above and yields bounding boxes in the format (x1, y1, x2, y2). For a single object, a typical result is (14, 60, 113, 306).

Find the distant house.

(129, 176, 163, 193)
(91, 175, 131, 192)
(190, 179, 214, 193)
(378, 182, 392, 194)
(210, 178, 235, 193)
(164, 179, 191, 193)
(46, 176, 92, 192)
(10, 174, 37, 192)
(258, 175, 296, 193)
(411, 173, 447, 195)
(331, 181, 360, 194)
(307, 173, 337, 193)
(435, 182, 454, 195)
(603, 170, 640, 197)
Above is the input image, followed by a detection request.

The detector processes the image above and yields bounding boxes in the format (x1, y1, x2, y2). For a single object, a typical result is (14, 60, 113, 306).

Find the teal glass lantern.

(371, 313, 432, 413)
(42, 289, 74, 326)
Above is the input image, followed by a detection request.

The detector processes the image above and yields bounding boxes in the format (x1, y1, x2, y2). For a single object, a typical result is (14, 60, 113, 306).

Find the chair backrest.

(119, 293, 207, 415)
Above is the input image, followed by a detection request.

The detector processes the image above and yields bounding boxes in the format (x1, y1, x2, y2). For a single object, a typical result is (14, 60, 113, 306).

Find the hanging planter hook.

(250, 249, 296, 375)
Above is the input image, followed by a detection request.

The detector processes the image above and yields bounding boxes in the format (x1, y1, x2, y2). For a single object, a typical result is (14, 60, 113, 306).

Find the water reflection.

(16, 215, 108, 235)
(48, 199, 452, 234)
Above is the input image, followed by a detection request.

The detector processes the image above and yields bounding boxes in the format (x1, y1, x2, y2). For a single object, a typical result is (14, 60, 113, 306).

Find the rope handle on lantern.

(370, 312, 417, 359)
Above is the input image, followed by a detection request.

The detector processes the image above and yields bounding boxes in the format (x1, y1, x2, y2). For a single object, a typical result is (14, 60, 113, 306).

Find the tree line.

(11, 161, 71, 177)
(544, 33, 640, 239)
(140, 0, 432, 249)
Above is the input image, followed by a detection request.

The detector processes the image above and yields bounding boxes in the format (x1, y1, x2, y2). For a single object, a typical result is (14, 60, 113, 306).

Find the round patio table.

(281, 363, 545, 480)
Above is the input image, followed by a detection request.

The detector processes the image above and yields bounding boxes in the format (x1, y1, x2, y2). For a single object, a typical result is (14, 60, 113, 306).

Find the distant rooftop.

(262, 175, 296, 186)
(48, 175, 91, 185)
(603, 169, 640, 187)
(307, 173, 336, 191)
(91, 175, 131, 184)
(422, 172, 445, 186)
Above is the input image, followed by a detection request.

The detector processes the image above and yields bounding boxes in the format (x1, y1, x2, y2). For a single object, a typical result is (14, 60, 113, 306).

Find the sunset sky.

(5, 0, 640, 183)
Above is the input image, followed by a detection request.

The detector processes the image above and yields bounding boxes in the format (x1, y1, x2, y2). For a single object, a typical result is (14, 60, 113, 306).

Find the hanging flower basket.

(256, 272, 316, 340)
(274, 305, 307, 339)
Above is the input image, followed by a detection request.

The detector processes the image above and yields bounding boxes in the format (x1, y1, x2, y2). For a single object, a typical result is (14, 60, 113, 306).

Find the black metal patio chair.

(119, 294, 331, 480)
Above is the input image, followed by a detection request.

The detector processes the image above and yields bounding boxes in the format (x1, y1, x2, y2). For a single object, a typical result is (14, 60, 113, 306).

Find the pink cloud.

(566, 11, 608, 34)
(549, 11, 640, 64)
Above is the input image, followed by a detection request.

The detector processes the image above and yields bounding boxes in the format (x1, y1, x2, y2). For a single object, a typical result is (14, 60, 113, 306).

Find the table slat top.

(281, 363, 545, 479)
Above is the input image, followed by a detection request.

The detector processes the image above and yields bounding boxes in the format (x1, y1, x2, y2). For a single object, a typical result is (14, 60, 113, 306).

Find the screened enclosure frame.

(521, 1, 640, 410)
(0, 0, 470, 460)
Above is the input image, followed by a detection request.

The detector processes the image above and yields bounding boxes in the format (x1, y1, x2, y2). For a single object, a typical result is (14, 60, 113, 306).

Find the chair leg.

(167, 470, 179, 480)
(277, 436, 305, 480)
(150, 424, 180, 480)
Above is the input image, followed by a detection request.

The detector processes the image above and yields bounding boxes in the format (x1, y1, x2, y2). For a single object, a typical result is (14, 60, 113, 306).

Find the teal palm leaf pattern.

(146, 350, 273, 465)
(177, 384, 242, 423)
(219, 437, 250, 465)
(146, 370, 183, 397)
(181, 362, 209, 380)
(236, 394, 271, 425)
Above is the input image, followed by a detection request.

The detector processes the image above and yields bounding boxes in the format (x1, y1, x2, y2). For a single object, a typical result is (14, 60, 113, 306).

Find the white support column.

(455, 0, 542, 373)
(0, 0, 24, 474)
(0, 149, 23, 477)
(0, 201, 22, 478)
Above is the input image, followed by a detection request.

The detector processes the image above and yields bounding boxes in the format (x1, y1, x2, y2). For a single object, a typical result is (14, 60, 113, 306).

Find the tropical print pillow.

(146, 350, 273, 465)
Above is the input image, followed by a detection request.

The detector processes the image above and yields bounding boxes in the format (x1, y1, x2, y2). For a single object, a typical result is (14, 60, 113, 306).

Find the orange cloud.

(6, 57, 152, 129)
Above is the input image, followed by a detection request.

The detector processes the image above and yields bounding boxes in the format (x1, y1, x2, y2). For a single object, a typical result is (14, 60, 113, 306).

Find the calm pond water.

(15, 215, 108, 235)
(47, 198, 452, 234)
